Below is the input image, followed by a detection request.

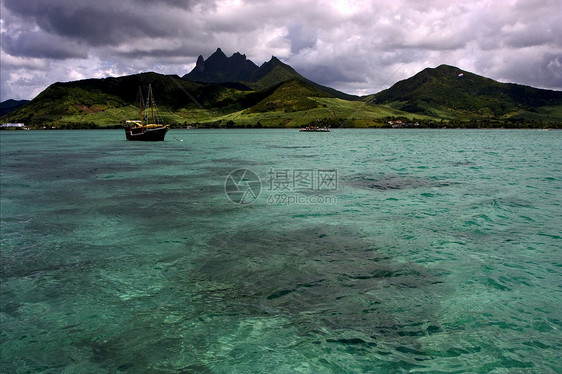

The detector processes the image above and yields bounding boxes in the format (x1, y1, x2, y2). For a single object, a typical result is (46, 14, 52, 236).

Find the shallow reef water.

(1, 129, 561, 373)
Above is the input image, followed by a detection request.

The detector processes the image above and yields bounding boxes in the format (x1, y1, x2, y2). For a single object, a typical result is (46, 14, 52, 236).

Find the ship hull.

(125, 126, 169, 141)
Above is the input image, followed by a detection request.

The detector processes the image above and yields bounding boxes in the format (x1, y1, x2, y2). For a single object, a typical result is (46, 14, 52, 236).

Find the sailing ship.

(124, 84, 169, 141)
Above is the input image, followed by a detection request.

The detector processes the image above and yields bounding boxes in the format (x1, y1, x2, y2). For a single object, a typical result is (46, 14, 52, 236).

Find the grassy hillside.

(247, 59, 302, 91)
(3, 84, 128, 126)
(244, 79, 333, 113)
(246, 57, 359, 101)
(1, 72, 252, 127)
(196, 96, 434, 128)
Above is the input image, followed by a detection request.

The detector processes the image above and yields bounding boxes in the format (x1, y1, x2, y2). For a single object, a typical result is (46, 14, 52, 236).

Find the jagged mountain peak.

(183, 48, 258, 84)
(214, 47, 226, 56)
(194, 55, 205, 73)
(206, 48, 229, 63)
(182, 48, 359, 100)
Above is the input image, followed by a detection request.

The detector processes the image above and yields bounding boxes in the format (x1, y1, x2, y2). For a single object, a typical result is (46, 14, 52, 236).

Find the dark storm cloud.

(1, 0, 561, 100)
(2, 0, 207, 49)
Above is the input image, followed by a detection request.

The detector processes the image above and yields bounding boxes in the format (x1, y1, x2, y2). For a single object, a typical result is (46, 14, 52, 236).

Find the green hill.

(247, 56, 358, 101)
(244, 79, 334, 113)
(368, 65, 562, 121)
(247, 57, 303, 90)
(1, 72, 251, 127)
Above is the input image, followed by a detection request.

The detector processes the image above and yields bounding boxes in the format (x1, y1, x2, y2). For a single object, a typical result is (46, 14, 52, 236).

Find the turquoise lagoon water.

(1, 129, 560, 373)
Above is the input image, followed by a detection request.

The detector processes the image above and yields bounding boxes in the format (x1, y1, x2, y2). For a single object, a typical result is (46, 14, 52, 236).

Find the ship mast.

(148, 84, 155, 125)
(137, 86, 144, 124)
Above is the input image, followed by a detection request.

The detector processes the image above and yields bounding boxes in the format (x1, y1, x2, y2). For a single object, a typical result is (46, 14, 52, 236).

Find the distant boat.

(299, 126, 330, 132)
(124, 84, 169, 141)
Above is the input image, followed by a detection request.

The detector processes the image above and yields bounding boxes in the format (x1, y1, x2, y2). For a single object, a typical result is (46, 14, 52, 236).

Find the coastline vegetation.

(2, 65, 561, 130)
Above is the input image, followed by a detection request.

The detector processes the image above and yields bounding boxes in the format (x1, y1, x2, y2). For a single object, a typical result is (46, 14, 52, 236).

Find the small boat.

(124, 84, 169, 141)
(299, 126, 330, 132)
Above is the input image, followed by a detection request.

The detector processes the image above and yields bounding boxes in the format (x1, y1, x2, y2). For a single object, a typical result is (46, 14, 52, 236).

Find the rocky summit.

(183, 48, 259, 83)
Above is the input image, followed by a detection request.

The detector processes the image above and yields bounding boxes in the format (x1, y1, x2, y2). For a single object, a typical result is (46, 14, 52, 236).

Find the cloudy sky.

(1, 0, 561, 101)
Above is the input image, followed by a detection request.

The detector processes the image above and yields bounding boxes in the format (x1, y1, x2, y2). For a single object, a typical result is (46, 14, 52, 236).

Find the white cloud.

(0, 51, 48, 70)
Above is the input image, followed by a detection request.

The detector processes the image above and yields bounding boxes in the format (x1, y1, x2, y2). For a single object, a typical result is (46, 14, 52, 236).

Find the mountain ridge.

(183, 48, 358, 100)
(2, 52, 561, 128)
